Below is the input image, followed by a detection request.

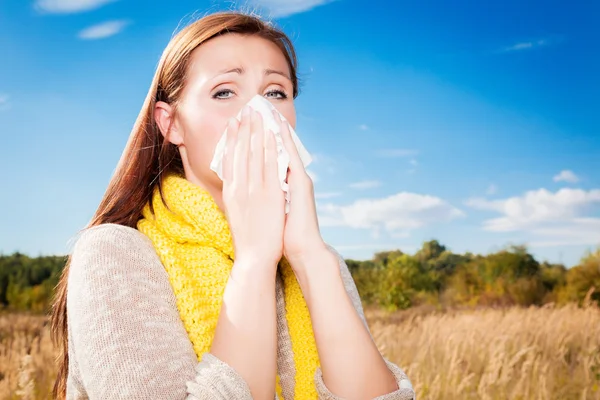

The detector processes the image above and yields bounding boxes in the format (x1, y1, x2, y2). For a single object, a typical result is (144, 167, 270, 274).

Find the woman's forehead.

(188, 34, 290, 76)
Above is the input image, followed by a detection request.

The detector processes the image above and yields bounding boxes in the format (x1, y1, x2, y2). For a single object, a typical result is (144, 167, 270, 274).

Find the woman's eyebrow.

(212, 67, 291, 82)
(264, 68, 291, 81)
(215, 67, 243, 77)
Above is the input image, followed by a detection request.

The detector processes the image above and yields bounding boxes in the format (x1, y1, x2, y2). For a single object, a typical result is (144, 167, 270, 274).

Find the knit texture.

(65, 223, 416, 399)
(137, 173, 320, 399)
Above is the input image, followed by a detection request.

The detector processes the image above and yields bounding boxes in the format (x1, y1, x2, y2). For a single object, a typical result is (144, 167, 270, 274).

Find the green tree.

(557, 248, 600, 305)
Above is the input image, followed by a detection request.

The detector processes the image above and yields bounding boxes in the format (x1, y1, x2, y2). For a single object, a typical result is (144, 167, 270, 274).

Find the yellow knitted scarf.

(137, 173, 320, 399)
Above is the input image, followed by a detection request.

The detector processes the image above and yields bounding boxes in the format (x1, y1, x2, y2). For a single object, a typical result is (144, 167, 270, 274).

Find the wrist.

(286, 241, 330, 271)
(231, 258, 278, 284)
(291, 248, 341, 296)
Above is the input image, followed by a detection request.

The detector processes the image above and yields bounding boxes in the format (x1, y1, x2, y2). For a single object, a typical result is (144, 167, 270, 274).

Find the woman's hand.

(274, 110, 328, 271)
(222, 106, 286, 270)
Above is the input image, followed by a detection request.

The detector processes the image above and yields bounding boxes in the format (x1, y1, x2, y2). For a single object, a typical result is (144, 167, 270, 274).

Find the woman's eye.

(213, 89, 234, 99)
(213, 89, 288, 100)
(265, 89, 288, 100)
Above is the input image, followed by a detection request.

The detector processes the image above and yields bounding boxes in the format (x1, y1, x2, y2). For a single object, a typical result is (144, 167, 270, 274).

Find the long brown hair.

(49, 11, 299, 398)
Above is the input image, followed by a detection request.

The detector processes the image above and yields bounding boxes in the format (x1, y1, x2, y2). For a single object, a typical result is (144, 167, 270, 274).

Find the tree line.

(1, 241, 599, 313)
(348, 241, 599, 310)
(0, 253, 63, 313)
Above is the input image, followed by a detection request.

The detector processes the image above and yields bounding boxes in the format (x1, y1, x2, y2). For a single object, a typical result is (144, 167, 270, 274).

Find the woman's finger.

(233, 106, 252, 185)
(264, 128, 279, 188)
(222, 117, 239, 183)
(273, 110, 303, 171)
(249, 109, 265, 186)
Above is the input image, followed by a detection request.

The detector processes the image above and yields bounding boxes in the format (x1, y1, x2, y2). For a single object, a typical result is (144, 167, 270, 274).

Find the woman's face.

(154, 33, 296, 194)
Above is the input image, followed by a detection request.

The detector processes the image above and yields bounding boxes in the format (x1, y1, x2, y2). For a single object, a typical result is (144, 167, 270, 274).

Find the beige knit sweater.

(66, 223, 415, 399)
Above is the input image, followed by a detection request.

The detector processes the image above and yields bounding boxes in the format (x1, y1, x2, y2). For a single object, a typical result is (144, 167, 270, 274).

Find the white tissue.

(210, 95, 313, 213)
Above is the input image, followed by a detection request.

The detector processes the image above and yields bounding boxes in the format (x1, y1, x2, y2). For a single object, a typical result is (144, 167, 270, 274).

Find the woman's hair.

(50, 11, 300, 398)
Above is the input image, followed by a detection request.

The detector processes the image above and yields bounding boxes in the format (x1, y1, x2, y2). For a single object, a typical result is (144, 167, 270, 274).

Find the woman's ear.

(154, 101, 184, 146)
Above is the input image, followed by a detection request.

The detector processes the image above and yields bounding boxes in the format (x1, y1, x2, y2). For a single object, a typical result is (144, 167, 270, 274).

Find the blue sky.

(1, 0, 598, 267)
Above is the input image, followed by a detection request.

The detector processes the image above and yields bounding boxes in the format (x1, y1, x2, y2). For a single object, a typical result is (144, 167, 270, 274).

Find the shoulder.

(68, 223, 165, 288)
(72, 223, 154, 254)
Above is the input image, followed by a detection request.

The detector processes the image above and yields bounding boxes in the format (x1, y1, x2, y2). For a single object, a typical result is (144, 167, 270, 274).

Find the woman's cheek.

(201, 119, 228, 161)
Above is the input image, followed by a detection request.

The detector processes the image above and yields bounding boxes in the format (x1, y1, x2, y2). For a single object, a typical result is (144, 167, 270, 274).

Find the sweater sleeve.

(66, 224, 253, 400)
(313, 245, 416, 400)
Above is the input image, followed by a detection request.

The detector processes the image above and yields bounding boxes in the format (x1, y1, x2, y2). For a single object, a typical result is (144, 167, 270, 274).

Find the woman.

(50, 11, 415, 400)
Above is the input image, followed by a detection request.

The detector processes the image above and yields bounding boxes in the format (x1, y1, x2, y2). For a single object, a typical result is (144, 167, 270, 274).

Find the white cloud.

(466, 188, 600, 247)
(315, 191, 342, 199)
(34, 0, 118, 13)
(0, 94, 9, 111)
(349, 180, 381, 190)
(498, 38, 554, 53)
(376, 148, 419, 158)
(409, 159, 418, 166)
(78, 20, 129, 40)
(466, 188, 600, 231)
(318, 192, 464, 237)
(553, 169, 579, 183)
(528, 218, 600, 247)
(486, 184, 498, 195)
(249, 0, 337, 17)
(358, 124, 369, 131)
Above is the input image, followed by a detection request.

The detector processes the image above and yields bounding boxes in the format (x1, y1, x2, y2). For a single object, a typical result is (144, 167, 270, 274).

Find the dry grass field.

(1, 304, 599, 399)
(0, 313, 54, 400)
